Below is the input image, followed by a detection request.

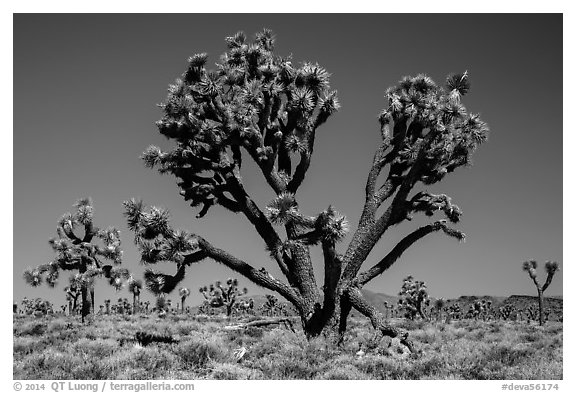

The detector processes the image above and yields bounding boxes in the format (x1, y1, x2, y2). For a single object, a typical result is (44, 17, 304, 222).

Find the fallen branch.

(223, 317, 297, 333)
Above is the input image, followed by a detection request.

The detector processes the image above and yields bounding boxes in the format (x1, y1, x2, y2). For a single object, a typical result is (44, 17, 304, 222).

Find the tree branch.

(197, 236, 304, 312)
(357, 220, 464, 286)
(345, 286, 416, 353)
(287, 127, 316, 193)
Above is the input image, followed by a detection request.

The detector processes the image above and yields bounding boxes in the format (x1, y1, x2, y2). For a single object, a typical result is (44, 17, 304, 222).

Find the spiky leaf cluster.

(410, 192, 462, 223)
(123, 199, 199, 264)
(128, 277, 143, 295)
(23, 198, 127, 291)
(545, 261, 559, 274)
(379, 73, 488, 187)
(124, 199, 204, 295)
(266, 199, 348, 246)
(179, 287, 191, 299)
(144, 29, 339, 218)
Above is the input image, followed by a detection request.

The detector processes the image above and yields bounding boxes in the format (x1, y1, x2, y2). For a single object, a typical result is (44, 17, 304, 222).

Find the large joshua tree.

(124, 29, 488, 352)
(23, 198, 129, 322)
(522, 260, 559, 326)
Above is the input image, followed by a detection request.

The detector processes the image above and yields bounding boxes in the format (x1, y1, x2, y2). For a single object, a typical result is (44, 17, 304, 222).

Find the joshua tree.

(522, 260, 559, 326)
(64, 285, 80, 316)
(199, 279, 248, 316)
(433, 298, 445, 322)
(498, 304, 515, 321)
(23, 198, 129, 322)
(445, 302, 462, 321)
(397, 276, 430, 320)
(260, 294, 281, 316)
(234, 298, 255, 316)
(155, 294, 167, 312)
(128, 278, 143, 314)
(179, 287, 190, 313)
(123, 29, 488, 351)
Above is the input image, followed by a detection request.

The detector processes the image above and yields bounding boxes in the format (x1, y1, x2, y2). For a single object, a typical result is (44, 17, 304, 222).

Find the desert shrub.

(173, 336, 228, 368)
(351, 355, 409, 379)
(46, 319, 69, 333)
(483, 343, 536, 367)
(175, 321, 202, 336)
(318, 364, 368, 380)
(73, 338, 118, 358)
(18, 321, 47, 336)
(103, 346, 181, 379)
(13, 336, 41, 356)
(251, 353, 318, 379)
(15, 348, 85, 379)
(411, 326, 441, 344)
(210, 363, 264, 380)
(395, 318, 427, 331)
(249, 328, 300, 359)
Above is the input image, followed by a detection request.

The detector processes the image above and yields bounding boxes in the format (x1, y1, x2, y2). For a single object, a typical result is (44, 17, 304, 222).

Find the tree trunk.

(81, 286, 90, 323)
(181, 298, 186, 314)
(537, 289, 544, 326)
(68, 300, 73, 316)
(90, 287, 95, 314)
(290, 283, 415, 354)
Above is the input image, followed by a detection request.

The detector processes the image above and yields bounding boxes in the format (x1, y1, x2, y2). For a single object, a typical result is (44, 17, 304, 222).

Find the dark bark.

(537, 288, 544, 326)
(81, 286, 90, 323)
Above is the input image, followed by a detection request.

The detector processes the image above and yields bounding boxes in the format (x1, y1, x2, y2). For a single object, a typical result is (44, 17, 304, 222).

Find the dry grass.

(13, 314, 562, 380)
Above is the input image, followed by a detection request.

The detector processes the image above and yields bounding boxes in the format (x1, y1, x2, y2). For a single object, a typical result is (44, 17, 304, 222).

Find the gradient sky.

(13, 14, 563, 308)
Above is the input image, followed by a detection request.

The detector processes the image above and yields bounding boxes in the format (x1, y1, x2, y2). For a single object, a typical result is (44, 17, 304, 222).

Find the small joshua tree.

(124, 29, 488, 351)
(128, 278, 143, 314)
(234, 298, 255, 316)
(104, 299, 111, 315)
(199, 278, 248, 316)
(397, 276, 430, 320)
(64, 285, 80, 316)
(498, 304, 515, 321)
(155, 294, 167, 313)
(522, 260, 559, 326)
(433, 298, 445, 322)
(445, 302, 462, 321)
(23, 198, 128, 322)
(179, 287, 190, 313)
(260, 294, 284, 316)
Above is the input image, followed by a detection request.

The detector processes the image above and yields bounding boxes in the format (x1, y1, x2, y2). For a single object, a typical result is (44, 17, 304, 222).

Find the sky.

(13, 14, 563, 309)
